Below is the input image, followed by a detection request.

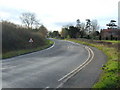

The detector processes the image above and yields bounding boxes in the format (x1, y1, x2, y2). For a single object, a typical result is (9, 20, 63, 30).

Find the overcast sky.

(0, 0, 119, 31)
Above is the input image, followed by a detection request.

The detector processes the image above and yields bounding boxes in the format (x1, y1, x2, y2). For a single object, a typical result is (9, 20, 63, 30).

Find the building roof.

(101, 29, 120, 32)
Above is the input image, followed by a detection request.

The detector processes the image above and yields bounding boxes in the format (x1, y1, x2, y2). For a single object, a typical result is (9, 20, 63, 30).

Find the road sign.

(29, 38, 33, 43)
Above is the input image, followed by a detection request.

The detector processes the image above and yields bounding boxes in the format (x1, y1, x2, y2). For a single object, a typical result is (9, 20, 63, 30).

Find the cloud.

(0, 7, 28, 24)
(54, 21, 76, 27)
(0, 0, 119, 31)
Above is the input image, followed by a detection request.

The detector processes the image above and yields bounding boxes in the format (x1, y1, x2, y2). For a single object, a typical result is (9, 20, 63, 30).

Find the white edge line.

(45, 86, 50, 88)
(42, 40, 55, 51)
(42, 86, 50, 90)
(1, 65, 17, 70)
(1, 41, 55, 69)
(2, 40, 55, 61)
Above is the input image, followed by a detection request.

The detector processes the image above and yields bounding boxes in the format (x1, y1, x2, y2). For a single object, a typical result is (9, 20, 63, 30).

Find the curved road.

(2, 39, 106, 88)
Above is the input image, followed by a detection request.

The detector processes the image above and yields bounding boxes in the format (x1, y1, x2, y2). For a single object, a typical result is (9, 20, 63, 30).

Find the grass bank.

(2, 39, 54, 59)
(65, 39, 120, 88)
(2, 21, 54, 59)
(98, 40, 120, 44)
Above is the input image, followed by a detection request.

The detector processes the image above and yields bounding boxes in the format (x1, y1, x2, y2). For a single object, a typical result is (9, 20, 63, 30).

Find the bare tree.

(81, 22, 85, 31)
(85, 19, 92, 35)
(20, 12, 38, 29)
(34, 20, 41, 29)
(76, 19, 81, 30)
(91, 19, 99, 32)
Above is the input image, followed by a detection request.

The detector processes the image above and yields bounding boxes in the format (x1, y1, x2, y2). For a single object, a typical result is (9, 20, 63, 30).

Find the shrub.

(2, 21, 45, 53)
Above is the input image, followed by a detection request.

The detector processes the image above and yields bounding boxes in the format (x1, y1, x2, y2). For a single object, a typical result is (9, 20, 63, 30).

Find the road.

(2, 39, 106, 89)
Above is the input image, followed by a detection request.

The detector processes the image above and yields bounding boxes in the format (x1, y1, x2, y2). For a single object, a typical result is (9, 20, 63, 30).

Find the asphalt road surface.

(2, 39, 106, 89)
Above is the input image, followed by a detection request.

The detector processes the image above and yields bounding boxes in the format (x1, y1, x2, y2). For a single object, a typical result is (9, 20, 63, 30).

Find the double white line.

(56, 46, 94, 88)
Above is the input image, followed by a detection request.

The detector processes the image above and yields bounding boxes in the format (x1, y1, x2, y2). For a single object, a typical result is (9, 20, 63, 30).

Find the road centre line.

(1, 65, 17, 70)
(57, 46, 94, 88)
(42, 86, 50, 90)
(58, 46, 91, 82)
(63, 46, 94, 82)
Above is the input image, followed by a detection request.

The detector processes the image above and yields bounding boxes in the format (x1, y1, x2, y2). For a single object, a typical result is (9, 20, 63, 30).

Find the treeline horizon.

(49, 19, 100, 39)
(48, 19, 118, 40)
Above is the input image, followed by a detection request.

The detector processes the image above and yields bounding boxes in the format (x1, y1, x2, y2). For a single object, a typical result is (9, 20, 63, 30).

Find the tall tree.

(91, 19, 99, 32)
(52, 31, 60, 38)
(91, 19, 99, 38)
(76, 19, 81, 30)
(48, 31, 53, 38)
(79, 22, 86, 38)
(106, 20, 117, 29)
(61, 27, 69, 38)
(68, 26, 80, 38)
(39, 25, 48, 38)
(81, 23, 85, 31)
(85, 19, 93, 39)
(85, 19, 92, 35)
(20, 12, 38, 29)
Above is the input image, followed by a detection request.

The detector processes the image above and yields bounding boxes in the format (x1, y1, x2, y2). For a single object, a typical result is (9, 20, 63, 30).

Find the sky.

(0, 0, 119, 31)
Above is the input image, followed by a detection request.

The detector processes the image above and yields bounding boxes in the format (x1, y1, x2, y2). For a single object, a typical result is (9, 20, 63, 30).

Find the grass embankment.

(3, 40, 54, 59)
(98, 40, 120, 44)
(66, 39, 120, 88)
(2, 21, 54, 59)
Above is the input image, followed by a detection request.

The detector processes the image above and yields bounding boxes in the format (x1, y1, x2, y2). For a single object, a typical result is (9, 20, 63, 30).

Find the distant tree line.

(49, 19, 100, 39)
(48, 31, 61, 38)
(49, 19, 119, 40)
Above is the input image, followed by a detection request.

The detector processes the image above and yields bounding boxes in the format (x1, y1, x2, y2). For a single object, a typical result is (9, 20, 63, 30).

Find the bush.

(2, 21, 46, 53)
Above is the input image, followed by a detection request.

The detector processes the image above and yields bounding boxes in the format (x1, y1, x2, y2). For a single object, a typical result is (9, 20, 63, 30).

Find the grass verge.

(2, 39, 54, 59)
(65, 38, 120, 88)
(99, 40, 120, 44)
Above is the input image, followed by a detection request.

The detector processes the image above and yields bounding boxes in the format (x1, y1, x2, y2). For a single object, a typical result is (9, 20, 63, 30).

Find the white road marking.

(1, 40, 55, 70)
(57, 45, 94, 88)
(42, 41, 55, 51)
(64, 46, 94, 82)
(42, 86, 50, 90)
(1, 66, 17, 70)
(56, 83, 64, 88)
(45, 86, 50, 89)
(65, 40, 80, 46)
(58, 46, 91, 82)
(2, 40, 55, 61)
